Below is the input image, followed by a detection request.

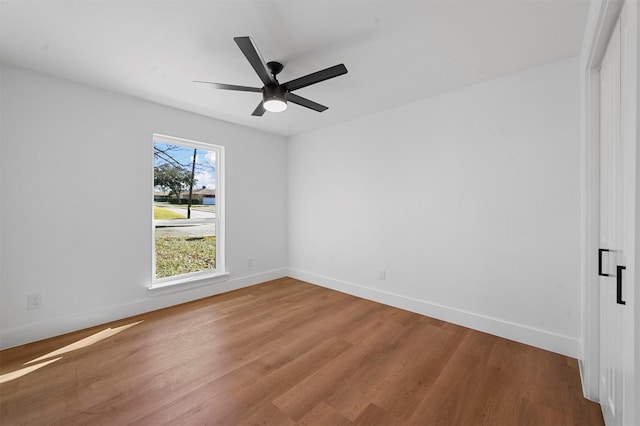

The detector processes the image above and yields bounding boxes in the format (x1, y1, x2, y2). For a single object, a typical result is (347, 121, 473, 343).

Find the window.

(151, 134, 225, 288)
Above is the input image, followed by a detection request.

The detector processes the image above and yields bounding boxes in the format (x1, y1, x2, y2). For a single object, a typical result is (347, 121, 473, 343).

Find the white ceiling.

(0, 0, 589, 137)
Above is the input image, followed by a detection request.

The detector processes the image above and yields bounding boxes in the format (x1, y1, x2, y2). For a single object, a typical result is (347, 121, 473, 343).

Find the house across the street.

(154, 187, 215, 205)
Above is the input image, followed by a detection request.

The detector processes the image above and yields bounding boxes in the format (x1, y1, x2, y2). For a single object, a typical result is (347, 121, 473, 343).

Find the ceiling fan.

(194, 36, 348, 116)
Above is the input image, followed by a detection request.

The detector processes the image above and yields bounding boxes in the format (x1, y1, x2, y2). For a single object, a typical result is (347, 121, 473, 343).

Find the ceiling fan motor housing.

(263, 83, 287, 101)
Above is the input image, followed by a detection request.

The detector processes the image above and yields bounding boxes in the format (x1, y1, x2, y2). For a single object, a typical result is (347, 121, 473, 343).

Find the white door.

(598, 4, 637, 424)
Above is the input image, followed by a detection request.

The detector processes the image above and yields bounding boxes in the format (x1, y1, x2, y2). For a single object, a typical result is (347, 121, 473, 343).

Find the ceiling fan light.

(263, 97, 287, 113)
(263, 84, 288, 113)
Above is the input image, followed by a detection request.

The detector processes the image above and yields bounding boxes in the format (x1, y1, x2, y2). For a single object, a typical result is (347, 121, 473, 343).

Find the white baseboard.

(2, 268, 579, 358)
(0, 269, 287, 350)
(287, 268, 579, 358)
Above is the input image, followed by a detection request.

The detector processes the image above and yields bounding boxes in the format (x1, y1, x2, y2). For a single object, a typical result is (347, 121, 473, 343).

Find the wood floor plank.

(237, 402, 294, 426)
(296, 401, 352, 426)
(370, 323, 467, 421)
(326, 319, 449, 421)
(272, 319, 406, 421)
(407, 329, 507, 424)
(0, 278, 603, 425)
(353, 402, 405, 426)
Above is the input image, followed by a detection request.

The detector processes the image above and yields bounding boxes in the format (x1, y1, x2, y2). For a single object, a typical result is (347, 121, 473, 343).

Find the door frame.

(580, 0, 638, 416)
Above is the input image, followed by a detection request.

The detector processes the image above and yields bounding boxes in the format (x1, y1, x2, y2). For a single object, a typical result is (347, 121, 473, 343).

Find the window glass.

(153, 136, 222, 281)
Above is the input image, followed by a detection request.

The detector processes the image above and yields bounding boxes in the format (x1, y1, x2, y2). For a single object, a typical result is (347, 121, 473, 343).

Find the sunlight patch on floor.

(25, 321, 143, 365)
(0, 321, 143, 384)
(0, 358, 62, 384)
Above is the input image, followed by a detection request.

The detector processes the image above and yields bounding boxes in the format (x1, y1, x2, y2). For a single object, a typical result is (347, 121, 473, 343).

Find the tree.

(154, 164, 195, 204)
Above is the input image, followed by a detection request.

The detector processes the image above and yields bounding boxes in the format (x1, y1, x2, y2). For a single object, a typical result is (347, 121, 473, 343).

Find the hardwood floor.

(0, 277, 603, 425)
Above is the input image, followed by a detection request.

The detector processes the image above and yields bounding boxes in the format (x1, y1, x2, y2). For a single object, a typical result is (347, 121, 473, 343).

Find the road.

(161, 206, 215, 219)
(155, 205, 216, 237)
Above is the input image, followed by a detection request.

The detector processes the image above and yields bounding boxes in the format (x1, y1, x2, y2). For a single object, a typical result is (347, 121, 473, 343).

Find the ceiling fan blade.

(283, 64, 347, 92)
(252, 102, 266, 116)
(193, 81, 262, 92)
(234, 36, 275, 86)
(288, 93, 328, 112)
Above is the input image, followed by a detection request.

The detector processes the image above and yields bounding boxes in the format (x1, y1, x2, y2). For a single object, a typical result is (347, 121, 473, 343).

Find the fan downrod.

(267, 61, 284, 77)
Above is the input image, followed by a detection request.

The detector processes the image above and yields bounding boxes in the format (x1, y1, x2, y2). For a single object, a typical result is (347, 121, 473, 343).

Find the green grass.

(155, 235, 216, 278)
(154, 206, 185, 220)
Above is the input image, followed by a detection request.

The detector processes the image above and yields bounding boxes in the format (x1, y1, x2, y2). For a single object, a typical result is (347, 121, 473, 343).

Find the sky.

(154, 142, 217, 190)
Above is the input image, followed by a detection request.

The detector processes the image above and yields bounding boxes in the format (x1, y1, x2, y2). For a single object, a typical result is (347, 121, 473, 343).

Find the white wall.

(1, 58, 583, 357)
(0, 64, 288, 349)
(288, 57, 581, 357)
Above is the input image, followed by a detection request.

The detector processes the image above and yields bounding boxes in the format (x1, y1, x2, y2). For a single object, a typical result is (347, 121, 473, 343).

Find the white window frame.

(149, 133, 227, 294)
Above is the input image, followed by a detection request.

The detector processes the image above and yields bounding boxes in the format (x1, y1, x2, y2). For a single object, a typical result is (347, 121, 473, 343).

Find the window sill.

(148, 271, 230, 296)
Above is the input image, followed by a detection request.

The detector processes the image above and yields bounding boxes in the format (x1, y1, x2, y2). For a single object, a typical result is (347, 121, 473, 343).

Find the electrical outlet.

(27, 293, 42, 310)
(248, 257, 253, 267)
(379, 270, 386, 280)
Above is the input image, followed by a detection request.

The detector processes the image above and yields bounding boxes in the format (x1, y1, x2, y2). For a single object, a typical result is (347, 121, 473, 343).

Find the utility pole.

(187, 148, 197, 219)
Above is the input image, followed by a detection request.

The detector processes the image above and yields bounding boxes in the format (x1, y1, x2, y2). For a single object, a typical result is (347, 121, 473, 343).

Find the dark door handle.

(617, 265, 626, 305)
(599, 249, 612, 276)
